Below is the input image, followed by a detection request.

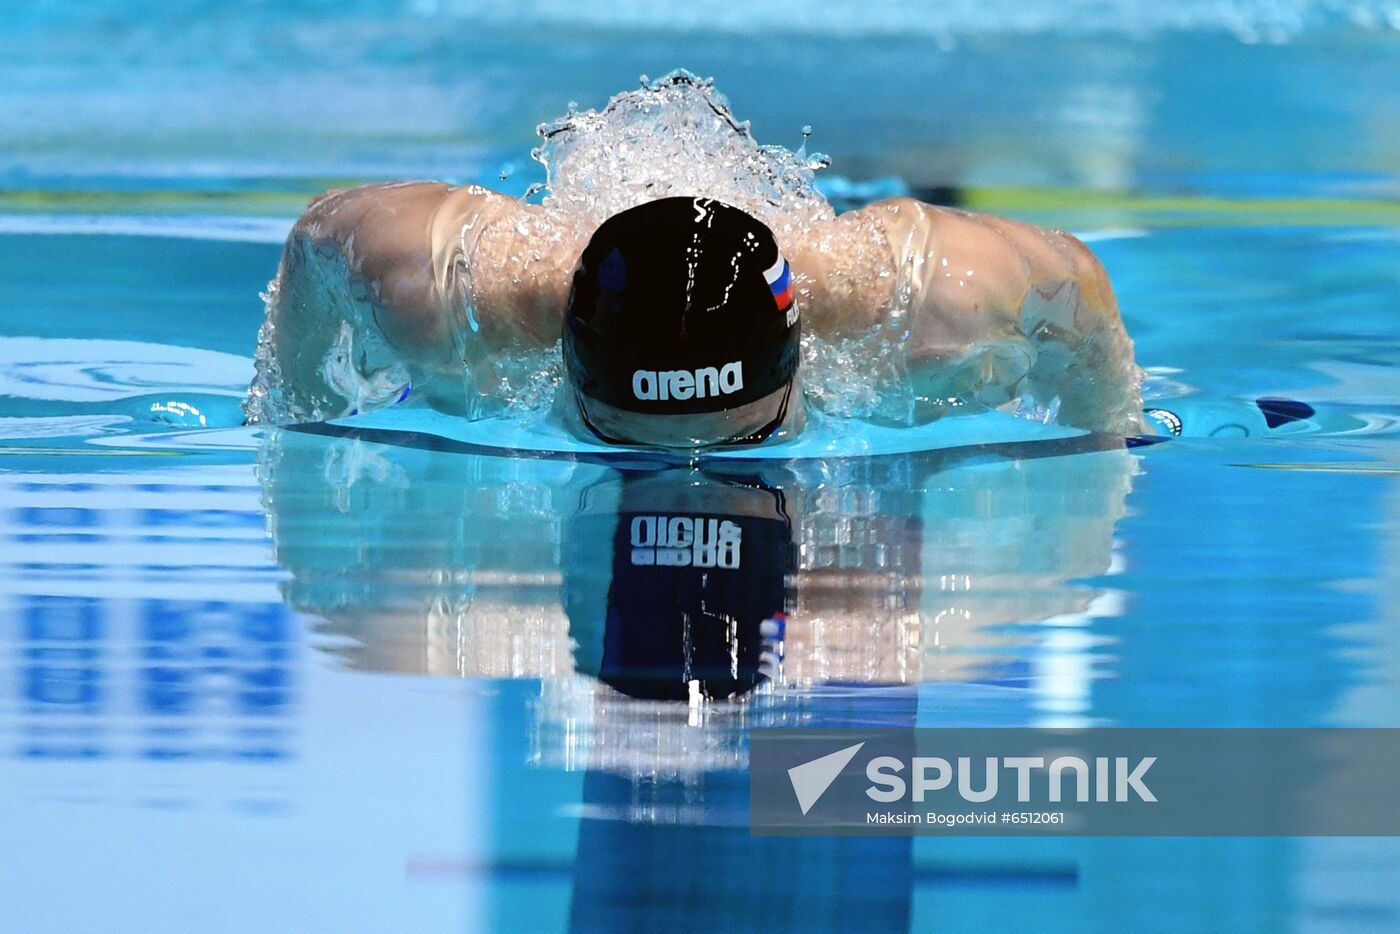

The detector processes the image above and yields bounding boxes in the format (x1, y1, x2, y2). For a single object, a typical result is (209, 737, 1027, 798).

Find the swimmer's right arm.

(283, 182, 579, 355)
(250, 182, 582, 422)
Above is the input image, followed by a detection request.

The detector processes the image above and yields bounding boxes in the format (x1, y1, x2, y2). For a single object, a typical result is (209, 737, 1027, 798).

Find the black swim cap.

(562, 468, 793, 701)
(563, 197, 800, 444)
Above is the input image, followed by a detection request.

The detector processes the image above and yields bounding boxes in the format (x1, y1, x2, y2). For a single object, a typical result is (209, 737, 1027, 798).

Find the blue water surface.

(3, 215, 1399, 934)
(4, 4, 1400, 932)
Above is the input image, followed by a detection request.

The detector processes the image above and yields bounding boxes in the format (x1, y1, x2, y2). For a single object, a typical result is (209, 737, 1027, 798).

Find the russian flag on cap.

(763, 252, 794, 314)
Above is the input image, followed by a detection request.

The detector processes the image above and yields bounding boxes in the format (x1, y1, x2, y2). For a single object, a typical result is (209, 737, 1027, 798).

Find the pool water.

(3, 212, 1399, 932)
(4, 4, 1400, 928)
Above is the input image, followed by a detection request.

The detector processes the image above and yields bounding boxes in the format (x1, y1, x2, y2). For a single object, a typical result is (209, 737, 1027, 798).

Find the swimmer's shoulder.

(857, 197, 1110, 296)
(291, 181, 456, 245)
(286, 181, 533, 294)
(289, 181, 543, 257)
(423, 183, 550, 257)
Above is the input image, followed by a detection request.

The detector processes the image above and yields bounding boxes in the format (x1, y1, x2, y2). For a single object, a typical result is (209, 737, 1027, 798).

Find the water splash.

(532, 70, 836, 244)
(529, 70, 924, 423)
(243, 283, 284, 425)
(800, 247, 918, 424)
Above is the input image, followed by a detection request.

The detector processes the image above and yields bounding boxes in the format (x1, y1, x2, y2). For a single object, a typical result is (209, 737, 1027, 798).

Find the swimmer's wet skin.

(244, 178, 1148, 445)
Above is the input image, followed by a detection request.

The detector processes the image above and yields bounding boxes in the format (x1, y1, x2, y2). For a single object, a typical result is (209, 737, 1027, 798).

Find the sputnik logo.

(787, 742, 865, 815)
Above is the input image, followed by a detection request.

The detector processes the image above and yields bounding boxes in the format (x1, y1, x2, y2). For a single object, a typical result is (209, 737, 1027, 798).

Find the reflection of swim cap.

(563, 197, 800, 447)
(563, 469, 793, 700)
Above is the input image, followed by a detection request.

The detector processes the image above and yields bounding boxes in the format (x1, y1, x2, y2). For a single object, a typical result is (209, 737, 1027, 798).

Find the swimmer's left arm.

(1008, 221, 1145, 435)
(813, 198, 1144, 435)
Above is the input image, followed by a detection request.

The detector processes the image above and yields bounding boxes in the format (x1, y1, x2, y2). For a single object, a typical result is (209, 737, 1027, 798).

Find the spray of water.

(247, 70, 944, 427)
(533, 70, 836, 244)
(526, 69, 916, 423)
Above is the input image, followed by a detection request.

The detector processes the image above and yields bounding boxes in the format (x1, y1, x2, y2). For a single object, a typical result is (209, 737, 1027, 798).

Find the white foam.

(535, 71, 834, 237)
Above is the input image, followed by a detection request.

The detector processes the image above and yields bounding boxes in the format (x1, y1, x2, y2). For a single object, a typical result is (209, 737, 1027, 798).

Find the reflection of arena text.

(0, 467, 296, 792)
(261, 430, 1134, 691)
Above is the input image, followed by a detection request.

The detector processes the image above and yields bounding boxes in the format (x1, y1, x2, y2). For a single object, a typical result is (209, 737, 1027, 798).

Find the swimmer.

(246, 183, 1148, 446)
